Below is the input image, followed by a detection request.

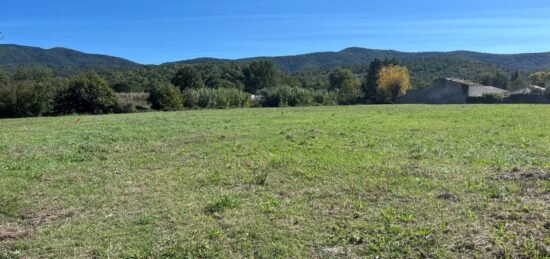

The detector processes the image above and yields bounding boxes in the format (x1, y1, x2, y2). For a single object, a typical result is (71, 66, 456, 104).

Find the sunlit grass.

(0, 104, 549, 258)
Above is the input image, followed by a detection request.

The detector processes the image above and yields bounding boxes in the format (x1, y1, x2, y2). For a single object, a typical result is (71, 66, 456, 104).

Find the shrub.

(0, 66, 62, 118)
(182, 89, 200, 108)
(329, 68, 362, 104)
(0, 81, 42, 117)
(55, 73, 120, 115)
(314, 90, 338, 105)
(0, 80, 58, 118)
(482, 93, 504, 101)
(205, 194, 241, 214)
(260, 86, 337, 107)
(117, 92, 151, 112)
(197, 88, 213, 108)
(147, 83, 184, 111)
(215, 88, 250, 108)
(183, 88, 250, 109)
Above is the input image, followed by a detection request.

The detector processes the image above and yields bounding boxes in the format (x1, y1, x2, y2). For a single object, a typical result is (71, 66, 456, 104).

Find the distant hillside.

(178, 47, 550, 72)
(0, 44, 139, 75)
(123, 54, 510, 90)
(1, 44, 549, 83)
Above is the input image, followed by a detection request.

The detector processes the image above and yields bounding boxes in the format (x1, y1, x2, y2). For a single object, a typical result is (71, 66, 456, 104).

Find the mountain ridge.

(175, 47, 550, 72)
(0, 44, 139, 74)
(2, 44, 550, 74)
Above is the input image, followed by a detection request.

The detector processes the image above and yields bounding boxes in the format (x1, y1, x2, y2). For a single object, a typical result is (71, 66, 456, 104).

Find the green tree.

(478, 71, 509, 89)
(508, 71, 529, 91)
(329, 68, 362, 104)
(280, 73, 301, 88)
(363, 59, 383, 101)
(208, 78, 237, 89)
(171, 65, 204, 90)
(491, 71, 509, 89)
(147, 83, 184, 111)
(478, 72, 493, 86)
(0, 81, 45, 117)
(0, 67, 60, 118)
(511, 70, 520, 82)
(243, 60, 280, 93)
(55, 72, 120, 115)
(198, 62, 245, 89)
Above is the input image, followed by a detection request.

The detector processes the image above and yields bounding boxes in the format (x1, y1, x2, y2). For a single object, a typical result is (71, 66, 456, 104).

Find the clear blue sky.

(2, 0, 550, 64)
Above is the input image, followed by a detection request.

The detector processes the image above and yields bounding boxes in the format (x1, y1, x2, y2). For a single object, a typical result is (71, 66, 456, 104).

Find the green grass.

(0, 105, 549, 258)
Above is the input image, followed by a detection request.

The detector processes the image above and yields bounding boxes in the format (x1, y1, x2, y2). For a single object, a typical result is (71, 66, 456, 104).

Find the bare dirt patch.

(322, 246, 346, 256)
(0, 209, 74, 244)
(436, 191, 459, 202)
(498, 167, 550, 180)
(34, 209, 74, 225)
(0, 224, 25, 242)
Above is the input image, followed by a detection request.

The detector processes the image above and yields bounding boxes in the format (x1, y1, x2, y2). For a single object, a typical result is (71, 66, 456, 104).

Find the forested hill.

(339, 48, 550, 72)
(0, 44, 139, 75)
(2, 44, 550, 75)
(180, 47, 550, 72)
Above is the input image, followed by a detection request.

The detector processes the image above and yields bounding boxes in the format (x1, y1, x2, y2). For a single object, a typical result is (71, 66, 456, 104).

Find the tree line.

(1, 58, 548, 118)
(0, 59, 414, 118)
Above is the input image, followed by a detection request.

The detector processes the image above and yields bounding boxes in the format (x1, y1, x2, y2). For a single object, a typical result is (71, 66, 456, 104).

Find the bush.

(183, 88, 250, 109)
(182, 89, 200, 108)
(147, 83, 184, 111)
(329, 68, 362, 104)
(117, 92, 151, 112)
(260, 86, 337, 107)
(55, 73, 120, 115)
(0, 80, 58, 118)
(0, 81, 42, 117)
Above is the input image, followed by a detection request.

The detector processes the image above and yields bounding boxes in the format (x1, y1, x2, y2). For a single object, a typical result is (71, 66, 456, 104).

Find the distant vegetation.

(1, 44, 550, 118)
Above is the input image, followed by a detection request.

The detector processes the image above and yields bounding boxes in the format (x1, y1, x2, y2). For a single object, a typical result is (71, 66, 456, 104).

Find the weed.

(205, 194, 241, 214)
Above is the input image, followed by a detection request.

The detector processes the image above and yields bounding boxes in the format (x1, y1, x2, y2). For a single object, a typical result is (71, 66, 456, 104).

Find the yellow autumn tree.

(377, 65, 411, 103)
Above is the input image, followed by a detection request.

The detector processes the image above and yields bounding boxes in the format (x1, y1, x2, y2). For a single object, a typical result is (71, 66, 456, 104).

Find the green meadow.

(0, 105, 549, 258)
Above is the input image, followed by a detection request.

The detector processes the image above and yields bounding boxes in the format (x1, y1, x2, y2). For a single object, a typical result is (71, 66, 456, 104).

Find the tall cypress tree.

(363, 59, 382, 102)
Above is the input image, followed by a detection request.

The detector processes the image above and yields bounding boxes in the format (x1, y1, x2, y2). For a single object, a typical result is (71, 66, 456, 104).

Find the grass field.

(1, 105, 549, 258)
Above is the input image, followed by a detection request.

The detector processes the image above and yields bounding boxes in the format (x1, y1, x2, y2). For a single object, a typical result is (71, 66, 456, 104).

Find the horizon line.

(1, 42, 550, 65)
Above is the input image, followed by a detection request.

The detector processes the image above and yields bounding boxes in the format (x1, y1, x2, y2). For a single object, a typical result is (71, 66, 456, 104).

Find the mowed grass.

(0, 105, 549, 258)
